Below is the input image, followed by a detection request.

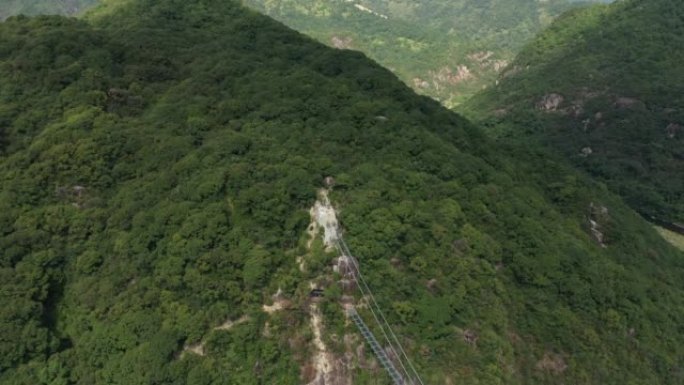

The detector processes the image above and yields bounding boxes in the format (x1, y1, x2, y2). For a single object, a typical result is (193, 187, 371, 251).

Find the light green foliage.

(464, 0, 684, 224)
(0, 0, 97, 19)
(242, 0, 595, 107)
(0, 1, 682, 384)
(655, 226, 684, 251)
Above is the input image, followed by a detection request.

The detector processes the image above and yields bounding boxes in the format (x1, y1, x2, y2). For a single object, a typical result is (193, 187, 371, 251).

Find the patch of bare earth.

(215, 315, 250, 330)
(536, 352, 568, 375)
(178, 315, 251, 359)
(302, 186, 355, 385)
(179, 342, 205, 358)
(263, 288, 291, 314)
(306, 304, 334, 385)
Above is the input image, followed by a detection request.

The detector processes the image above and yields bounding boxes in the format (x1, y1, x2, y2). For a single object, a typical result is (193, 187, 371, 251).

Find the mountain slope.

(0, 0, 97, 19)
(464, 0, 684, 225)
(0, 0, 683, 384)
(242, 0, 595, 107)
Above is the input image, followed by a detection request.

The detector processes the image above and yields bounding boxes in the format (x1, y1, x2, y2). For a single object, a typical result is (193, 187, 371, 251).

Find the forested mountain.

(1, 0, 683, 384)
(242, 0, 595, 107)
(464, 0, 684, 225)
(0, 0, 602, 107)
(0, 0, 96, 19)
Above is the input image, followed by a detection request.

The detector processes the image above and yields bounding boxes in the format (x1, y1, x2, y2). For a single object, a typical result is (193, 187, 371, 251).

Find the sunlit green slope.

(242, 0, 595, 107)
(464, 0, 684, 225)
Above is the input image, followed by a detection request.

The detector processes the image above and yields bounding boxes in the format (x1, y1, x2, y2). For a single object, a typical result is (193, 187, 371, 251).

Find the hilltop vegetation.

(0, 0, 600, 107)
(464, 0, 684, 225)
(0, 0, 683, 384)
(242, 0, 593, 107)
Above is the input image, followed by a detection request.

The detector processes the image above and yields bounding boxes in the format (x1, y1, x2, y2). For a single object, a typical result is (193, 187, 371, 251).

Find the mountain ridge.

(241, 0, 599, 107)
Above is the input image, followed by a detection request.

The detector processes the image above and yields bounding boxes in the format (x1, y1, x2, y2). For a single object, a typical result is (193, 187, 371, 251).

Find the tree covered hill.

(0, 0, 683, 384)
(463, 0, 684, 225)
(0, 0, 602, 108)
(242, 0, 597, 108)
(0, 0, 97, 19)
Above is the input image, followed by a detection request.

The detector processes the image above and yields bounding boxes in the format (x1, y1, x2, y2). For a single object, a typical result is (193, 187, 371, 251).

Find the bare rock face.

(493, 108, 508, 117)
(536, 352, 568, 375)
(492, 60, 509, 72)
(56, 184, 89, 209)
(467, 51, 508, 72)
(502, 65, 521, 79)
(310, 189, 340, 250)
(454, 65, 473, 82)
(568, 103, 584, 117)
(614, 96, 643, 109)
(331, 36, 353, 50)
(428, 65, 474, 90)
(467, 51, 494, 63)
(462, 329, 478, 346)
(588, 202, 610, 247)
(537, 93, 564, 111)
(666, 123, 681, 139)
(579, 147, 593, 157)
(412, 77, 430, 89)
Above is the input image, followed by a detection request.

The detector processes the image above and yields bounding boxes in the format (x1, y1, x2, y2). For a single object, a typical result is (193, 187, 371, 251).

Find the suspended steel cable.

(336, 236, 426, 385)
(333, 242, 413, 383)
(336, 240, 414, 383)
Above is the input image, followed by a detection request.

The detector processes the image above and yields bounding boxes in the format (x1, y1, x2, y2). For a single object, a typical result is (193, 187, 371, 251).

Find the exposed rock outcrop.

(537, 93, 564, 111)
(331, 36, 353, 49)
(614, 96, 642, 109)
(263, 288, 291, 314)
(428, 65, 474, 90)
(412, 77, 430, 89)
(579, 147, 593, 157)
(536, 352, 568, 375)
(588, 202, 610, 247)
(666, 123, 681, 138)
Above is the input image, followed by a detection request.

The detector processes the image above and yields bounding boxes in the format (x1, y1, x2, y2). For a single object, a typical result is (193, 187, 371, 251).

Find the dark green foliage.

(0, 1, 682, 384)
(464, 0, 684, 223)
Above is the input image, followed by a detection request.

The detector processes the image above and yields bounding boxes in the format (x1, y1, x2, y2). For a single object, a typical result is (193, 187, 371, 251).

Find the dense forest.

(464, 0, 684, 225)
(0, 0, 683, 384)
(242, 0, 596, 107)
(0, 0, 601, 106)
